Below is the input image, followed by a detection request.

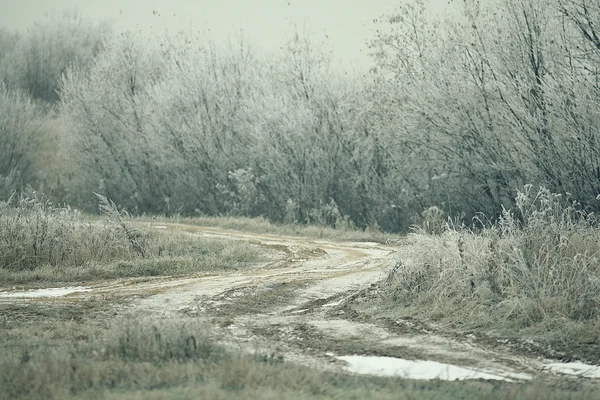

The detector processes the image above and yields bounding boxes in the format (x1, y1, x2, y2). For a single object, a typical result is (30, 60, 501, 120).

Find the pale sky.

(0, 0, 457, 70)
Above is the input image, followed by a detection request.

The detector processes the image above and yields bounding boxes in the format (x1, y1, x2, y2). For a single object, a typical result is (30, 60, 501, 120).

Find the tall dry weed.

(384, 186, 600, 338)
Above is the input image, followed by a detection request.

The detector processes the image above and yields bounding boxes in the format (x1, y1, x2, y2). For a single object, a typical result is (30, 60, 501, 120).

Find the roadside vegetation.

(0, 194, 263, 285)
(376, 186, 600, 362)
(147, 215, 400, 243)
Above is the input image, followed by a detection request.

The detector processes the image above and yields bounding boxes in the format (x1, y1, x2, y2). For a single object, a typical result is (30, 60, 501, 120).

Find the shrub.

(418, 205, 446, 235)
(216, 169, 265, 217)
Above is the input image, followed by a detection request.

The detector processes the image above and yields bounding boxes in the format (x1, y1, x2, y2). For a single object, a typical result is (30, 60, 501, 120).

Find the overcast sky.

(0, 0, 457, 70)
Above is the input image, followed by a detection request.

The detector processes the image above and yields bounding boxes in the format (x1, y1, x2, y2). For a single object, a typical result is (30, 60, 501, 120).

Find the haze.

(0, 0, 456, 70)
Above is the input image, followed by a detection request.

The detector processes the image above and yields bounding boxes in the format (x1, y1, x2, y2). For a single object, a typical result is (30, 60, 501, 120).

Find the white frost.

(543, 362, 600, 378)
(0, 286, 92, 298)
(337, 355, 531, 382)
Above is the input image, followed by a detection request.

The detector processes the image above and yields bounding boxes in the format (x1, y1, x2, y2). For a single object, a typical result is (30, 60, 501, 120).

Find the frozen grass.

(0, 312, 595, 400)
(145, 215, 400, 243)
(381, 186, 600, 359)
(0, 196, 263, 285)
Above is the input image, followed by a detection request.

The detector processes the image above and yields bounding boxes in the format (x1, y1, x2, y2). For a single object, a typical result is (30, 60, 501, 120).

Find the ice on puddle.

(337, 355, 531, 382)
(0, 286, 92, 298)
(543, 362, 600, 378)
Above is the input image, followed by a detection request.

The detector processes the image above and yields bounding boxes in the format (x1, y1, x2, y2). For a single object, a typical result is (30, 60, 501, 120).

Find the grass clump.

(0, 317, 221, 400)
(0, 194, 137, 271)
(382, 185, 600, 359)
(0, 195, 263, 285)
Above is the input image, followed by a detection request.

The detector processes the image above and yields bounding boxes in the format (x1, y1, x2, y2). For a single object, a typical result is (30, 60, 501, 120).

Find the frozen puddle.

(0, 286, 92, 298)
(543, 362, 600, 378)
(152, 225, 168, 229)
(337, 355, 531, 382)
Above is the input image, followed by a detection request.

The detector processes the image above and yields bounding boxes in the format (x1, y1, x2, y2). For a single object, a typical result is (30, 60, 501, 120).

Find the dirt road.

(126, 223, 556, 381)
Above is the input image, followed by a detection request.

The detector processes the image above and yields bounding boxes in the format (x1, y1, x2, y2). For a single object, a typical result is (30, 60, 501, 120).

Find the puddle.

(0, 286, 92, 298)
(543, 362, 600, 378)
(337, 355, 531, 382)
(152, 225, 168, 229)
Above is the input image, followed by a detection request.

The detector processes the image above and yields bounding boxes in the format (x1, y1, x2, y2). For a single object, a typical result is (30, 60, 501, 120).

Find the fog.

(0, 0, 457, 70)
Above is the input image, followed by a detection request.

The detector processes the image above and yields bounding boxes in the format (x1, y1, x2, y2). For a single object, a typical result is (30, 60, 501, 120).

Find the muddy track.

(121, 223, 568, 381)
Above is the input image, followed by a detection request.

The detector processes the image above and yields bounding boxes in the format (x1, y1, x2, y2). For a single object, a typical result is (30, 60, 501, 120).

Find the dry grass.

(0, 195, 137, 270)
(145, 215, 400, 243)
(381, 186, 600, 359)
(0, 196, 263, 285)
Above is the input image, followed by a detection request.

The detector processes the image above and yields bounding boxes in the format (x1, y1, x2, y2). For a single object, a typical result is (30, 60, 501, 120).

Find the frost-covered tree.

(0, 85, 43, 198)
(1, 12, 108, 103)
(368, 0, 600, 220)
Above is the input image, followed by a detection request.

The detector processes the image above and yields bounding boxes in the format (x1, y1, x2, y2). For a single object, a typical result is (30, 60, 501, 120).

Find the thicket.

(0, 85, 44, 198)
(2, 1, 600, 232)
(0, 13, 108, 200)
(0, 12, 108, 103)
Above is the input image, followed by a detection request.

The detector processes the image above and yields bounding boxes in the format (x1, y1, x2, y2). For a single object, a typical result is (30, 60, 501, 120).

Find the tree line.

(2, 1, 600, 232)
